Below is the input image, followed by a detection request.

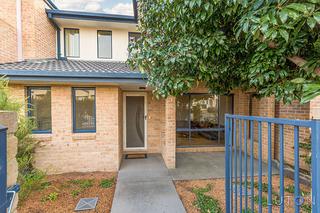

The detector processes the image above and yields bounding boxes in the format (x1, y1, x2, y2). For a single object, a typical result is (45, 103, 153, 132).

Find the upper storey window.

(64, 28, 80, 57)
(97, 31, 112, 59)
(128, 32, 141, 43)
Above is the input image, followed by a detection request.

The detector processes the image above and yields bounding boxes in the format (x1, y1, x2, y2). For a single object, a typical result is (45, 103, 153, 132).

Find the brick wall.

(233, 90, 313, 171)
(0, 0, 56, 64)
(0, 0, 18, 63)
(22, 0, 56, 60)
(9, 85, 168, 173)
(162, 96, 176, 169)
(147, 93, 165, 153)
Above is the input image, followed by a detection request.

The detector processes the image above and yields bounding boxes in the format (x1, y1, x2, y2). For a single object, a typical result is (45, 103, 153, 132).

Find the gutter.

(46, 9, 138, 24)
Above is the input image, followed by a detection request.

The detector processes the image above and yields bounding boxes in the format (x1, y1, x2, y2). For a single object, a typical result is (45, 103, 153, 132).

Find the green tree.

(128, 0, 320, 103)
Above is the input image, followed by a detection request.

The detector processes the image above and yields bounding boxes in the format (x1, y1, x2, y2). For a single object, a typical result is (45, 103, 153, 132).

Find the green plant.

(100, 178, 115, 188)
(253, 195, 268, 207)
(71, 189, 81, 198)
(41, 192, 59, 202)
(68, 179, 93, 189)
(19, 170, 46, 201)
(302, 203, 312, 213)
(128, 1, 320, 104)
(299, 137, 312, 168)
(0, 76, 22, 111)
(192, 184, 222, 213)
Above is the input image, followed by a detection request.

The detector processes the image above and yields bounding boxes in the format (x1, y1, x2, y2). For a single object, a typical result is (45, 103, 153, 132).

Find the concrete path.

(169, 152, 279, 180)
(111, 154, 185, 213)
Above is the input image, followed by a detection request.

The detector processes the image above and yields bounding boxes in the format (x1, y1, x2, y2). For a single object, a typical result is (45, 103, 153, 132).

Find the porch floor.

(169, 152, 279, 180)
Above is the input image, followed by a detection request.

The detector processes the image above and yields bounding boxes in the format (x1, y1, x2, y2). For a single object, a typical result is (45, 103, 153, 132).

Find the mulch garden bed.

(175, 175, 311, 213)
(18, 172, 117, 213)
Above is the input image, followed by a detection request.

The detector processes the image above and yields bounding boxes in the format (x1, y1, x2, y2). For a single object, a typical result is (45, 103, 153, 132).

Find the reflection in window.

(128, 32, 141, 43)
(98, 31, 112, 59)
(27, 87, 52, 133)
(176, 94, 233, 147)
(65, 29, 80, 57)
(72, 88, 96, 132)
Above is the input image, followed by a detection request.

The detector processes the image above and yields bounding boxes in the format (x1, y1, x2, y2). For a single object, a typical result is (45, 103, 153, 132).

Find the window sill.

(32, 134, 52, 142)
(72, 133, 96, 141)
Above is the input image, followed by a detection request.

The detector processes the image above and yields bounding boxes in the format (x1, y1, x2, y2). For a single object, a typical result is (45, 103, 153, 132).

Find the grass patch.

(192, 184, 222, 213)
(302, 203, 312, 213)
(100, 178, 115, 188)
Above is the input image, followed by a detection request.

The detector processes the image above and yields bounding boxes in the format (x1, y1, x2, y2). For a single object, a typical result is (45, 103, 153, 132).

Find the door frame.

(123, 92, 148, 151)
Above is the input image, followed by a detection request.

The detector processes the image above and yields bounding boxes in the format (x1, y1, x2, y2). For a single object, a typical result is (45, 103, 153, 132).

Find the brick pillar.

(310, 96, 320, 119)
(162, 96, 176, 169)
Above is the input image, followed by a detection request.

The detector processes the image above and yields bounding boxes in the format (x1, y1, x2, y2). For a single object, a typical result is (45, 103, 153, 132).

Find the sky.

(53, 0, 134, 16)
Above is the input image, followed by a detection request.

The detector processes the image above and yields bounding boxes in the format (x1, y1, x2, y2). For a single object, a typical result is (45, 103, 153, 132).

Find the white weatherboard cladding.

(60, 27, 139, 61)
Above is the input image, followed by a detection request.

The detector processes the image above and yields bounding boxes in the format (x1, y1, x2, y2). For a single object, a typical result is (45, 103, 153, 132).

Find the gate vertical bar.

(225, 117, 231, 213)
(267, 122, 272, 213)
(0, 126, 8, 213)
(239, 121, 243, 212)
(294, 126, 300, 213)
(279, 124, 284, 213)
(258, 121, 262, 213)
(233, 119, 237, 213)
(311, 120, 320, 213)
(250, 120, 254, 212)
(244, 121, 248, 213)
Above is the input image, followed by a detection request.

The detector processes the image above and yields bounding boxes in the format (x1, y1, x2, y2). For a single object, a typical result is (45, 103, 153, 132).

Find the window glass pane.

(98, 31, 112, 58)
(65, 29, 79, 57)
(176, 95, 189, 128)
(128, 32, 141, 43)
(74, 89, 95, 131)
(28, 88, 51, 132)
(176, 94, 233, 147)
(190, 94, 218, 128)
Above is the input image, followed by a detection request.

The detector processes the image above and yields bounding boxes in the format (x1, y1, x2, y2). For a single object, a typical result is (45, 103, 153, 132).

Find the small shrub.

(284, 185, 295, 194)
(192, 184, 222, 213)
(68, 179, 93, 189)
(71, 189, 81, 198)
(0, 76, 22, 111)
(100, 178, 114, 188)
(302, 203, 312, 213)
(253, 195, 268, 207)
(19, 170, 46, 201)
(41, 192, 59, 202)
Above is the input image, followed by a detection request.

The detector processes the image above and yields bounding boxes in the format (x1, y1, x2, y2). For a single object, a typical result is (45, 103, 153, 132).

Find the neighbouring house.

(0, 0, 319, 174)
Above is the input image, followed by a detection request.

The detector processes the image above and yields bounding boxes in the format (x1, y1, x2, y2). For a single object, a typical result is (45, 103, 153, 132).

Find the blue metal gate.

(0, 125, 7, 213)
(224, 114, 320, 213)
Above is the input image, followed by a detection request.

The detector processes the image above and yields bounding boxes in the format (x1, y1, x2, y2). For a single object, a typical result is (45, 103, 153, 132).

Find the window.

(128, 32, 141, 43)
(27, 87, 52, 133)
(97, 31, 112, 59)
(176, 94, 233, 147)
(64, 28, 80, 57)
(72, 88, 96, 133)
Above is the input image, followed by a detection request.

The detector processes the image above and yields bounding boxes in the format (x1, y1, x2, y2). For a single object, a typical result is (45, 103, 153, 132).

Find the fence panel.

(225, 114, 320, 213)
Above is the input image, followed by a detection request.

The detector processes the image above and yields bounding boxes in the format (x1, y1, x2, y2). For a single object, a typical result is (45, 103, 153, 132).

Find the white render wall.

(60, 26, 138, 61)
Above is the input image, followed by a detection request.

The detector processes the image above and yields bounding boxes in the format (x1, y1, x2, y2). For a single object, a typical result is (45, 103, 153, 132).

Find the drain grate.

(75, 197, 98, 211)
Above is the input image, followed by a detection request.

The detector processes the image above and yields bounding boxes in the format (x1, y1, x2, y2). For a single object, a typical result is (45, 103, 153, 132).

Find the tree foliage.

(128, 0, 320, 103)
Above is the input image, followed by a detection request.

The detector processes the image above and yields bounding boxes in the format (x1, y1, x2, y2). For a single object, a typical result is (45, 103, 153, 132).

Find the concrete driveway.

(111, 154, 185, 213)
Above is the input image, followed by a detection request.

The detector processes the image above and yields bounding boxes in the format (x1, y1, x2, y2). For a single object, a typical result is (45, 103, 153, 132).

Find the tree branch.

(268, 41, 320, 75)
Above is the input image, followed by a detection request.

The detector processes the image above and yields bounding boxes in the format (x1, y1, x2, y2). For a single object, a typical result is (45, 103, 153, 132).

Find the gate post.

(0, 125, 7, 213)
(311, 120, 320, 213)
